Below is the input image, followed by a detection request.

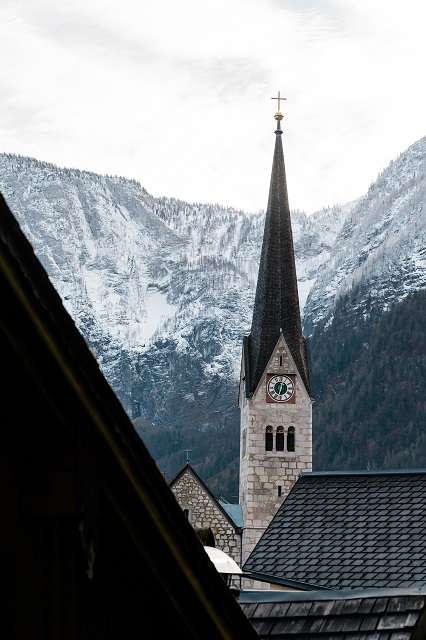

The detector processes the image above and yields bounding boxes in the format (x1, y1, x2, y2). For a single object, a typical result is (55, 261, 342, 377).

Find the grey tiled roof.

(244, 471, 426, 589)
(244, 127, 310, 397)
(240, 588, 426, 639)
(219, 501, 244, 529)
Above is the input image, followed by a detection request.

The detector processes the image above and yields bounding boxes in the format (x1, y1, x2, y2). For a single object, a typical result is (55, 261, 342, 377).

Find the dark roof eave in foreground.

(0, 193, 256, 640)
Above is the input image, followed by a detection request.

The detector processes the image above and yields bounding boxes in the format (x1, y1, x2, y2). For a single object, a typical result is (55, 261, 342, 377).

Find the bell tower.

(239, 95, 312, 564)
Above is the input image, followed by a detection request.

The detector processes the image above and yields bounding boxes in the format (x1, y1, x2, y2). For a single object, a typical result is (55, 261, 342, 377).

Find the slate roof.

(219, 501, 244, 529)
(244, 122, 310, 397)
(240, 587, 426, 639)
(244, 470, 426, 589)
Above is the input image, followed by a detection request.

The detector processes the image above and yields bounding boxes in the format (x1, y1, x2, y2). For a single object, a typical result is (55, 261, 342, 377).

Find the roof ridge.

(302, 469, 426, 477)
(239, 585, 426, 602)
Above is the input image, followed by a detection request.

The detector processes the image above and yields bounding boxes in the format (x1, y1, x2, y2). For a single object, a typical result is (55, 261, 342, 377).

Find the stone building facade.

(170, 464, 242, 566)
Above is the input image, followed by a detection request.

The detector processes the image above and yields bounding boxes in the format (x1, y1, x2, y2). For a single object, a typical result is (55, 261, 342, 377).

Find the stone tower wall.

(239, 335, 312, 566)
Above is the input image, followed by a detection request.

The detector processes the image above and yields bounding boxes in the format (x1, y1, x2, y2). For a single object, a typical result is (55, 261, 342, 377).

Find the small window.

(277, 485, 282, 497)
(279, 355, 283, 367)
(287, 426, 295, 452)
(242, 429, 247, 458)
(276, 426, 284, 451)
(265, 426, 273, 451)
(183, 508, 190, 521)
(195, 528, 215, 547)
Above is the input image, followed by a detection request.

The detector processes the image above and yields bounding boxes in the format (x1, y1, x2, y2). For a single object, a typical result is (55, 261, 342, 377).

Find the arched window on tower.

(265, 426, 273, 451)
(276, 426, 284, 451)
(287, 426, 295, 452)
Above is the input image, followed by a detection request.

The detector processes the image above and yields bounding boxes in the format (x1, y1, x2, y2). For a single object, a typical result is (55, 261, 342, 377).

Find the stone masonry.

(239, 333, 312, 566)
(171, 466, 242, 566)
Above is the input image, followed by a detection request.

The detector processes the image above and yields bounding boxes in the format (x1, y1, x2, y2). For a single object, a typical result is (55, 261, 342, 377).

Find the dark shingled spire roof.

(244, 120, 310, 396)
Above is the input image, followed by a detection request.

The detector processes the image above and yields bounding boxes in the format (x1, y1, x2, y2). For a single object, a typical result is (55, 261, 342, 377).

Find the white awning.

(204, 546, 242, 575)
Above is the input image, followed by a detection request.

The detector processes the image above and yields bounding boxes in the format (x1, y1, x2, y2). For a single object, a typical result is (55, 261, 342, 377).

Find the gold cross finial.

(271, 90, 286, 112)
(271, 91, 286, 127)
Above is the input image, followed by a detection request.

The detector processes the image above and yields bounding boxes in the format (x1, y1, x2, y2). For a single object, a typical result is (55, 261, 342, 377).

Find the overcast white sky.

(1, 0, 426, 213)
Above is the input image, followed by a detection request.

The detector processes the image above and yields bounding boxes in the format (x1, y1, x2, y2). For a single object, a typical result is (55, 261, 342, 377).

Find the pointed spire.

(244, 100, 310, 396)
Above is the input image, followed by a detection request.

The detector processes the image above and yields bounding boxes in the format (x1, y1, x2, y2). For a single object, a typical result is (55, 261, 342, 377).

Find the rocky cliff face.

(1, 136, 425, 495)
(304, 137, 426, 334)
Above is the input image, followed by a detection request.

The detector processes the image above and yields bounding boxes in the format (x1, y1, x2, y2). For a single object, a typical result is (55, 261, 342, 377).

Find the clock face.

(266, 375, 295, 403)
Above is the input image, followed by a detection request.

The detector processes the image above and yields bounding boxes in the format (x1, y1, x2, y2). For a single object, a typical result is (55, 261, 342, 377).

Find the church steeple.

(244, 99, 310, 397)
(239, 97, 313, 569)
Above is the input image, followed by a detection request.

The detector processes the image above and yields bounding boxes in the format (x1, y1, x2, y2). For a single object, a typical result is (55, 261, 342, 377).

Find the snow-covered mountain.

(0, 152, 343, 410)
(1, 135, 425, 491)
(304, 137, 426, 334)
